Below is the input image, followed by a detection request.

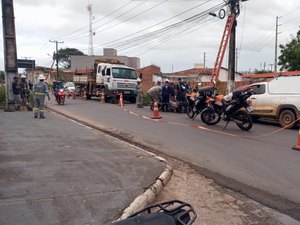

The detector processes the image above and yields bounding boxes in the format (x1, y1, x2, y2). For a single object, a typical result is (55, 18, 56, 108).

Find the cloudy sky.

(1, 0, 299, 73)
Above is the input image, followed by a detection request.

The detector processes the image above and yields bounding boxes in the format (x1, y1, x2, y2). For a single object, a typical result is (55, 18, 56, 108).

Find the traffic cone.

(100, 92, 105, 104)
(151, 100, 161, 119)
(292, 127, 300, 151)
(83, 90, 87, 101)
(118, 93, 124, 107)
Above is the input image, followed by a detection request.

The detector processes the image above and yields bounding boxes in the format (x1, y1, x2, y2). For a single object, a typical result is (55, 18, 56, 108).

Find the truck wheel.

(279, 109, 296, 129)
(129, 97, 136, 104)
(111, 95, 117, 104)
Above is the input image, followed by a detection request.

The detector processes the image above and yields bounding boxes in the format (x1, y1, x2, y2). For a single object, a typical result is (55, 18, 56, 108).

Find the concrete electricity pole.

(49, 40, 64, 80)
(203, 52, 207, 68)
(274, 16, 281, 73)
(1, 0, 18, 111)
(227, 0, 243, 93)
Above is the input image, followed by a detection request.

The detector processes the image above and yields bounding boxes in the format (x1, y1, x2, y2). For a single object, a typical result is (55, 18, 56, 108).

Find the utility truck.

(249, 75, 300, 128)
(73, 58, 138, 103)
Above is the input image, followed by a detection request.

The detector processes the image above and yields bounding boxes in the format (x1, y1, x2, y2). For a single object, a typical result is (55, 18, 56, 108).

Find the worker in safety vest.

(33, 74, 50, 119)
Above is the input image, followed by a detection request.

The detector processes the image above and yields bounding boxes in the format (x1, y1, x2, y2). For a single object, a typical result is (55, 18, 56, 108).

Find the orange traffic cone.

(292, 127, 300, 151)
(119, 93, 124, 107)
(83, 90, 87, 101)
(100, 92, 105, 104)
(151, 100, 161, 119)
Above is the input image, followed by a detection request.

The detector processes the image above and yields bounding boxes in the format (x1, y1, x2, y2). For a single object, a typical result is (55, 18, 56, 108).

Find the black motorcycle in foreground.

(201, 85, 254, 131)
(112, 200, 197, 225)
(186, 86, 217, 120)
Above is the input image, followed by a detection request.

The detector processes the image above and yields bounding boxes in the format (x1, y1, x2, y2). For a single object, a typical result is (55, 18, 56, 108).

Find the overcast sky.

(1, 0, 299, 73)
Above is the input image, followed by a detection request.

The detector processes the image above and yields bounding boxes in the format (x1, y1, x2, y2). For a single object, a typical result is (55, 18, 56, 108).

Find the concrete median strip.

(47, 105, 173, 220)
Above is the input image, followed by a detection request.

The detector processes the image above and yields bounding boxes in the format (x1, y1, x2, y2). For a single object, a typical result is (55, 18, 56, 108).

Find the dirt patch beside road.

(154, 160, 283, 225)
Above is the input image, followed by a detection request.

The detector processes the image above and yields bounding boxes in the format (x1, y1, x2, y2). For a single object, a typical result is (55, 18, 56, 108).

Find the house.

(25, 66, 53, 83)
(241, 71, 300, 82)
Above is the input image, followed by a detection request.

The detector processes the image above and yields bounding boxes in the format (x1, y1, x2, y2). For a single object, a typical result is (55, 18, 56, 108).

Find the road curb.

(47, 105, 173, 219)
(119, 163, 173, 220)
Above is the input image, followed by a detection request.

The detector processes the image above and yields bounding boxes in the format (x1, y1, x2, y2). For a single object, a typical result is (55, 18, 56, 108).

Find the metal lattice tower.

(87, 3, 94, 56)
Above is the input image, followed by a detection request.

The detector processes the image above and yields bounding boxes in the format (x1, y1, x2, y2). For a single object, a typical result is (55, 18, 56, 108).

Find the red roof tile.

(242, 71, 300, 79)
(172, 68, 213, 76)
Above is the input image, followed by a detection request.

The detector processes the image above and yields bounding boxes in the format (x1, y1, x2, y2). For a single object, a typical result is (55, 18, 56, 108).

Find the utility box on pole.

(2, 0, 18, 111)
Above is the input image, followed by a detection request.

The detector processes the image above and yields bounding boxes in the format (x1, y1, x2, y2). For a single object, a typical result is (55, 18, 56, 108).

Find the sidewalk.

(0, 110, 166, 225)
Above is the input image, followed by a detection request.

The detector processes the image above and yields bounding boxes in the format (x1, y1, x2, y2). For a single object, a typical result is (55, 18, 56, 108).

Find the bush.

(0, 85, 5, 104)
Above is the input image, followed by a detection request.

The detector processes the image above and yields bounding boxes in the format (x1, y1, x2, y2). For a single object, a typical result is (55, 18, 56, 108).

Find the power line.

(90, 2, 224, 55)
(84, 0, 219, 54)
(52, 0, 133, 40)
(64, 0, 150, 41)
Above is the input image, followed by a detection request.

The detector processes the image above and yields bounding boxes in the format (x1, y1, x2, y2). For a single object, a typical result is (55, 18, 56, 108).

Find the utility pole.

(49, 39, 63, 80)
(203, 52, 206, 68)
(2, 0, 18, 111)
(235, 48, 239, 73)
(274, 16, 280, 73)
(227, 0, 239, 94)
(269, 63, 274, 72)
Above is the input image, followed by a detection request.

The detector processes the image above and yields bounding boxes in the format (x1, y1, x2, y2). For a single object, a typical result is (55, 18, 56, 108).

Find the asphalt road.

(0, 110, 165, 225)
(48, 98, 300, 220)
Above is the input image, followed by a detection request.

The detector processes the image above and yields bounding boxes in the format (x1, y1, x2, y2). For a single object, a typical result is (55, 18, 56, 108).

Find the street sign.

(17, 59, 35, 69)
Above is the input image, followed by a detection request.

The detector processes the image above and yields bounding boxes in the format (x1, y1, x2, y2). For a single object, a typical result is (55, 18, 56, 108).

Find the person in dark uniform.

(161, 79, 174, 112)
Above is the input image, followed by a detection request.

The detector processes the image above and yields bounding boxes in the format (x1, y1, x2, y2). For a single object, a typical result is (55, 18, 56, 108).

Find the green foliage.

(254, 69, 272, 74)
(278, 30, 300, 71)
(0, 85, 6, 104)
(57, 48, 85, 69)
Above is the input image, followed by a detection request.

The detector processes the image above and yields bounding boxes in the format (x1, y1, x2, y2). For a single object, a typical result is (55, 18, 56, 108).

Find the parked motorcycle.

(112, 200, 197, 225)
(201, 85, 254, 131)
(186, 86, 217, 120)
(56, 88, 65, 105)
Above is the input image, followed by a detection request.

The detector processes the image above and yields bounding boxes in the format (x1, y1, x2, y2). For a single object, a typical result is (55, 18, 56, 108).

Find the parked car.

(249, 75, 300, 128)
(64, 82, 75, 94)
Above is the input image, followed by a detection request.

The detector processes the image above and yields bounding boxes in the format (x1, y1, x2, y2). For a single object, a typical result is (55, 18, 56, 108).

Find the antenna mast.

(87, 2, 94, 56)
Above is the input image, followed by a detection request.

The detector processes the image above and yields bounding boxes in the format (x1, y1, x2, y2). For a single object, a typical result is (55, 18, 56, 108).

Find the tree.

(57, 48, 85, 69)
(278, 30, 300, 71)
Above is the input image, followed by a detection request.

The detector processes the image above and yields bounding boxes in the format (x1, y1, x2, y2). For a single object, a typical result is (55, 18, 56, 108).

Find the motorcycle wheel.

(57, 98, 61, 105)
(186, 106, 195, 119)
(61, 96, 65, 105)
(201, 108, 221, 125)
(234, 111, 253, 131)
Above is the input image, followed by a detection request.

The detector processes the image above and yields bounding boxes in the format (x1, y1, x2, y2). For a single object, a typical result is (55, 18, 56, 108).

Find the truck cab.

(96, 63, 138, 103)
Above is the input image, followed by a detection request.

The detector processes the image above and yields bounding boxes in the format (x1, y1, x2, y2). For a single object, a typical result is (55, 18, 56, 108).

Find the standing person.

(19, 74, 29, 111)
(12, 76, 21, 111)
(161, 79, 174, 112)
(28, 80, 33, 91)
(175, 77, 188, 112)
(33, 74, 50, 119)
(136, 78, 143, 108)
(175, 77, 187, 103)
